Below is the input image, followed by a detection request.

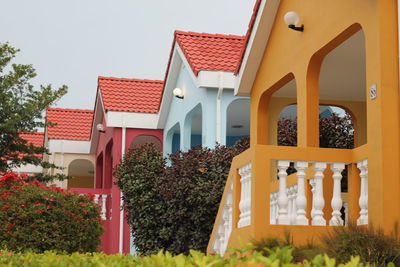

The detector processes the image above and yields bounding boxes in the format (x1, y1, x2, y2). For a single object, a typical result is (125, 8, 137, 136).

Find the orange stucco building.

(208, 0, 400, 255)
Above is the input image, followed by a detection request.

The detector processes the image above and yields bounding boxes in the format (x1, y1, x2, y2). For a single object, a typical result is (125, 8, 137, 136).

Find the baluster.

(295, 161, 309, 225)
(238, 163, 252, 227)
(291, 185, 298, 225)
(270, 193, 275, 224)
(217, 225, 225, 255)
(330, 163, 345, 226)
(277, 160, 290, 224)
(287, 187, 293, 224)
(275, 192, 278, 224)
(357, 159, 368, 225)
(226, 185, 233, 246)
(94, 194, 100, 205)
(309, 178, 316, 219)
(101, 194, 107, 220)
(312, 162, 327, 225)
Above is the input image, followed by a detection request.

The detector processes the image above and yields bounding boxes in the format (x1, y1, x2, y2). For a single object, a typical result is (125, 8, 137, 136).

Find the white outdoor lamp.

(96, 123, 105, 133)
(173, 87, 184, 99)
(284, 11, 304, 32)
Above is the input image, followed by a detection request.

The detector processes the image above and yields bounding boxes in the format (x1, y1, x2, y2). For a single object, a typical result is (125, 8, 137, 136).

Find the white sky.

(0, 0, 255, 109)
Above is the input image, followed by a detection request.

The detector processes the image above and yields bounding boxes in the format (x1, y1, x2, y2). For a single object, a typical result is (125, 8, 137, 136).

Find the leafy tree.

(278, 112, 354, 148)
(0, 43, 68, 181)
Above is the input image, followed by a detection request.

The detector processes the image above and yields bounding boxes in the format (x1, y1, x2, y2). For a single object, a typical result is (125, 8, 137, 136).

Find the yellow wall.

(208, 0, 400, 253)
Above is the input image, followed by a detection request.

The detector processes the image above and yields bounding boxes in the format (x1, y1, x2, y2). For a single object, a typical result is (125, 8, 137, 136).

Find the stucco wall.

(163, 64, 249, 155)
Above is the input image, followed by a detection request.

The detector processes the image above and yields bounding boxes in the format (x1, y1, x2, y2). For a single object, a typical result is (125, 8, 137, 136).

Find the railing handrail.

(69, 188, 111, 195)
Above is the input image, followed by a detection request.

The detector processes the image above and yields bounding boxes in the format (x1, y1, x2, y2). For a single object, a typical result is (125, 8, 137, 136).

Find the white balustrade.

(330, 163, 345, 226)
(357, 159, 368, 225)
(277, 160, 290, 224)
(270, 192, 278, 224)
(287, 185, 298, 225)
(238, 163, 252, 228)
(295, 161, 309, 225)
(312, 162, 327, 226)
(213, 182, 233, 255)
(269, 160, 368, 227)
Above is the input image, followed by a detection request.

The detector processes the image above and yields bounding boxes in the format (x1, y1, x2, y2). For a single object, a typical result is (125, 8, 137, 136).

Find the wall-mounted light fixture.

(284, 11, 304, 32)
(173, 88, 184, 99)
(96, 123, 105, 133)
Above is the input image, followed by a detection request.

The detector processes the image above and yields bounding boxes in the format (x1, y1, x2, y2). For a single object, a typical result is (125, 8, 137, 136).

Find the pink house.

(87, 76, 164, 254)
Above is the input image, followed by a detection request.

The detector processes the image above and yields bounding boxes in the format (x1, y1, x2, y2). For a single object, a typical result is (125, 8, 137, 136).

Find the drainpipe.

(216, 72, 224, 144)
(119, 115, 126, 253)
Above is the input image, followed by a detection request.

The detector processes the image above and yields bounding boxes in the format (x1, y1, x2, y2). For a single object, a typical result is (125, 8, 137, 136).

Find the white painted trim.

(198, 71, 235, 89)
(157, 41, 235, 129)
(119, 117, 126, 253)
(48, 139, 91, 154)
(234, 0, 281, 96)
(90, 89, 106, 154)
(106, 111, 159, 129)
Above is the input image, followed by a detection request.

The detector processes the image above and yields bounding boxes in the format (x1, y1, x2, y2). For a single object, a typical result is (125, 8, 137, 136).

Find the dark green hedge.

(116, 139, 249, 255)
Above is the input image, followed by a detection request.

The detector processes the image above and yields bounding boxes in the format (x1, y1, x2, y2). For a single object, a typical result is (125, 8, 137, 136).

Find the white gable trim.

(106, 111, 159, 129)
(48, 139, 91, 154)
(157, 42, 236, 129)
(234, 0, 281, 96)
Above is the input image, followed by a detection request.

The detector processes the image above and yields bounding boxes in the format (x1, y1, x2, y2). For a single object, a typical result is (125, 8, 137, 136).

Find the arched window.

(67, 159, 94, 189)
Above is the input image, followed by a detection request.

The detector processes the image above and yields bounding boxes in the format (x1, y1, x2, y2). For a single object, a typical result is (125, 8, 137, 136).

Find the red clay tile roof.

(174, 31, 245, 76)
(19, 132, 45, 158)
(46, 108, 93, 141)
(19, 132, 44, 147)
(98, 76, 164, 113)
(235, 0, 262, 74)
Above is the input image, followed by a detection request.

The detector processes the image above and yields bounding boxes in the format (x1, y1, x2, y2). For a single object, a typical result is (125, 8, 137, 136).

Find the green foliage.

(0, 246, 377, 266)
(0, 172, 103, 253)
(277, 112, 354, 148)
(0, 42, 67, 178)
(116, 139, 250, 255)
(322, 223, 400, 266)
(252, 235, 325, 263)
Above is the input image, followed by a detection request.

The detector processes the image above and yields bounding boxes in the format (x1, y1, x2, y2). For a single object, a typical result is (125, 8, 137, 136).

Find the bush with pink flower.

(0, 172, 103, 253)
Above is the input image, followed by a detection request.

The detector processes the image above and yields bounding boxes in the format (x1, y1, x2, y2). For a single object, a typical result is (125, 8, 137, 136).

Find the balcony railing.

(208, 144, 369, 256)
(69, 188, 112, 220)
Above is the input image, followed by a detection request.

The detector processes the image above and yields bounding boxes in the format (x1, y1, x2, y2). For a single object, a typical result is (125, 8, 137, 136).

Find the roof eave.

(234, 0, 281, 96)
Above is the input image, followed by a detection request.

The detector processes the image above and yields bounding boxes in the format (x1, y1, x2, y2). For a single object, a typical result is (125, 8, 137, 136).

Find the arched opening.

(259, 74, 297, 146)
(277, 104, 354, 149)
(104, 140, 113, 189)
(226, 99, 250, 147)
(130, 135, 162, 151)
(95, 153, 103, 189)
(166, 123, 181, 154)
(67, 159, 94, 189)
(190, 104, 202, 148)
(311, 24, 366, 148)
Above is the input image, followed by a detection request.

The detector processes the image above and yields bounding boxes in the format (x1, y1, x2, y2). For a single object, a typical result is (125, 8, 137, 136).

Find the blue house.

(157, 31, 250, 155)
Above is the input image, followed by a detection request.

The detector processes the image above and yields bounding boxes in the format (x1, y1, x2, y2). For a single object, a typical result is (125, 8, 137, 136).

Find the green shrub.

(116, 139, 249, 255)
(0, 172, 103, 253)
(322, 223, 400, 266)
(253, 235, 325, 263)
(0, 246, 380, 267)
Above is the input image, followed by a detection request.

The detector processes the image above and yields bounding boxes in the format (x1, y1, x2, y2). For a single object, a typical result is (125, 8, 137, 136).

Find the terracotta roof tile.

(98, 77, 164, 113)
(19, 132, 45, 159)
(19, 132, 44, 147)
(235, 0, 262, 74)
(46, 108, 93, 141)
(174, 31, 245, 76)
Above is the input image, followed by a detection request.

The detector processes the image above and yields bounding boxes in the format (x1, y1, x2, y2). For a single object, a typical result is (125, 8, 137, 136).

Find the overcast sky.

(1, 0, 255, 110)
